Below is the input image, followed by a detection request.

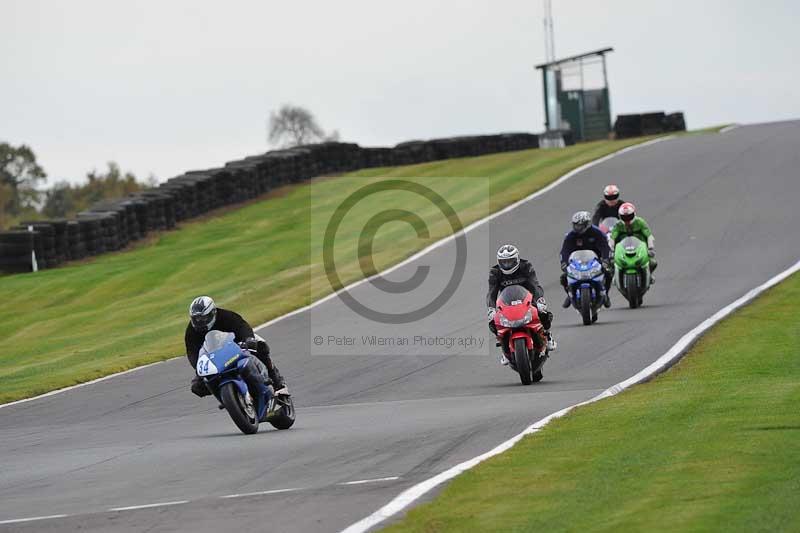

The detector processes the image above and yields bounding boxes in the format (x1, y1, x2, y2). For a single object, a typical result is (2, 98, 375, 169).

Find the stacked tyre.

(0, 231, 36, 273)
(66, 221, 86, 260)
(78, 217, 103, 256)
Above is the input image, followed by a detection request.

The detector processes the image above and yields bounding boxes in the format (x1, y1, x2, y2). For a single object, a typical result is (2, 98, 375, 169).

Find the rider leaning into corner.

(486, 244, 557, 358)
(559, 211, 614, 308)
(610, 202, 658, 281)
(185, 296, 286, 398)
(591, 184, 625, 226)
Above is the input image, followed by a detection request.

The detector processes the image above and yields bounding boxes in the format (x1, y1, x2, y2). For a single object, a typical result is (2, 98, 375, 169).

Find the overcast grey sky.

(2, 0, 798, 185)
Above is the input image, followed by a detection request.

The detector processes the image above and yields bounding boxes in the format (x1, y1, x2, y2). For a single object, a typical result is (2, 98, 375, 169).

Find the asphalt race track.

(1, 121, 799, 532)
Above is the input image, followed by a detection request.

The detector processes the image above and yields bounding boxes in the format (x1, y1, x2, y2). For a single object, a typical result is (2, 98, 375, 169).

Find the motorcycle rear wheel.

(513, 338, 533, 385)
(221, 382, 259, 435)
(268, 395, 296, 430)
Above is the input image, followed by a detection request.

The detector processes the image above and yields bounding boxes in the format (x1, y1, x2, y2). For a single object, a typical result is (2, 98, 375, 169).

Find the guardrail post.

(27, 225, 38, 272)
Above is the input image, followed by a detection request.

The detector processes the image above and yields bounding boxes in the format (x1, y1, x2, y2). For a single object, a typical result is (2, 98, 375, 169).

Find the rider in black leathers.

(486, 245, 555, 352)
(185, 296, 285, 397)
(591, 184, 625, 226)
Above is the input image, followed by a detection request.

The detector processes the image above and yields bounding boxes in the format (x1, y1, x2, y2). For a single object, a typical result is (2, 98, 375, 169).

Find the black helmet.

(189, 296, 217, 332)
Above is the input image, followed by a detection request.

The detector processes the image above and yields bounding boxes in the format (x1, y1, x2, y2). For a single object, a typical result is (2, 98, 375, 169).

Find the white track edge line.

(720, 124, 740, 133)
(0, 360, 165, 410)
(0, 514, 69, 525)
(0, 136, 671, 410)
(109, 500, 189, 512)
(341, 258, 800, 533)
(221, 488, 302, 499)
(339, 477, 401, 486)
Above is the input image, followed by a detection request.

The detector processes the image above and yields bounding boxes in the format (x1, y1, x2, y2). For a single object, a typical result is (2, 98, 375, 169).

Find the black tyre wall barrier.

(614, 111, 686, 138)
(0, 131, 608, 274)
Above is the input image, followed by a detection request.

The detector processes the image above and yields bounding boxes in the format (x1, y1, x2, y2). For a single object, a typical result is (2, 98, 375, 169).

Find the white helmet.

(189, 296, 217, 332)
(618, 202, 636, 225)
(571, 211, 592, 234)
(497, 244, 520, 274)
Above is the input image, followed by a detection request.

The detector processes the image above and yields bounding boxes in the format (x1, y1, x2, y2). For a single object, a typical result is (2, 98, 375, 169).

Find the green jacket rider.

(610, 202, 658, 276)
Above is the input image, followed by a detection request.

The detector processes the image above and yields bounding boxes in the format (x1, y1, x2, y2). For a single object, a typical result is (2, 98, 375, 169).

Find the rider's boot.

(269, 367, 287, 393)
(263, 358, 287, 393)
(603, 292, 611, 308)
(649, 257, 657, 284)
(546, 331, 557, 352)
(562, 295, 571, 308)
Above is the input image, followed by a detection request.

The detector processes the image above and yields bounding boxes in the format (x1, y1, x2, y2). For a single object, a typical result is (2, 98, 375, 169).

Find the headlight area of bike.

(498, 308, 533, 328)
(567, 262, 603, 281)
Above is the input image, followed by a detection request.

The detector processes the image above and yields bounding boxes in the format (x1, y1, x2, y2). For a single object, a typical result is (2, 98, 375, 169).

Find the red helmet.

(618, 202, 636, 224)
(603, 184, 620, 202)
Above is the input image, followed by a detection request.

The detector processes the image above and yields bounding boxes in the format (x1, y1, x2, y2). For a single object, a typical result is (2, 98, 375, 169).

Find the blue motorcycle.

(566, 250, 606, 325)
(196, 330, 295, 434)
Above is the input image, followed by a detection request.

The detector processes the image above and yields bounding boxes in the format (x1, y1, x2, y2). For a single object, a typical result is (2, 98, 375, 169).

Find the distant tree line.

(42, 163, 154, 219)
(0, 142, 153, 229)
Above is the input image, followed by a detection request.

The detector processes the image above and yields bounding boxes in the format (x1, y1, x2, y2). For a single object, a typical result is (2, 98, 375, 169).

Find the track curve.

(1, 121, 799, 532)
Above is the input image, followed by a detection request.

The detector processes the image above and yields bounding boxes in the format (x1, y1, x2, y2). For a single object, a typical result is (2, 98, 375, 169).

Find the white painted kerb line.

(0, 514, 69, 525)
(0, 135, 673, 411)
(341, 258, 800, 533)
(109, 500, 189, 512)
(720, 124, 740, 133)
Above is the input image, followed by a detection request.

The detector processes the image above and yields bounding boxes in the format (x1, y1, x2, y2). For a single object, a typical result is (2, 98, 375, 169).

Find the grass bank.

(385, 271, 800, 532)
(0, 136, 659, 403)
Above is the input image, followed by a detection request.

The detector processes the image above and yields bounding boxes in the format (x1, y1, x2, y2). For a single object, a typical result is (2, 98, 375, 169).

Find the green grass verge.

(385, 272, 800, 533)
(0, 136, 661, 404)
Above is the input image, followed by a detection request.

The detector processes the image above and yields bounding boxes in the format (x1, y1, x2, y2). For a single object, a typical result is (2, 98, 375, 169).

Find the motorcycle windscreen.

(498, 285, 530, 306)
(569, 250, 599, 265)
(202, 330, 236, 353)
(619, 236, 644, 254)
(600, 217, 618, 233)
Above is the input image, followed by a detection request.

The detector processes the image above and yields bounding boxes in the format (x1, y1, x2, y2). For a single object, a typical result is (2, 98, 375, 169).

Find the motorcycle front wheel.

(513, 337, 533, 385)
(580, 286, 592, 325)
(221, 382, 259, 435)
(625, 272, 640, 309)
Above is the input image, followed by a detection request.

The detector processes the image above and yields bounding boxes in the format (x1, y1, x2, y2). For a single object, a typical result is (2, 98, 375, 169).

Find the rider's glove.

(560, 262, 568, 272)
(487, 308, 496, 320)
(648, 248, 656, 258)
(602, 259, 613, 271)
(243, 337, 259, 351)
(536, 297, 548, 313)
(191, 375, 210, 397)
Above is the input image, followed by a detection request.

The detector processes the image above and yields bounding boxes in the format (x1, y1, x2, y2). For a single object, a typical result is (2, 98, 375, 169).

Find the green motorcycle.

(613, 236, 651, 308)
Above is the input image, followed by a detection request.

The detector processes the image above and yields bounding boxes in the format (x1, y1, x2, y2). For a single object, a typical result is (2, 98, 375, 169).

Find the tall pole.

(542, 0, 559, 131)
(543, 0, 556, 63)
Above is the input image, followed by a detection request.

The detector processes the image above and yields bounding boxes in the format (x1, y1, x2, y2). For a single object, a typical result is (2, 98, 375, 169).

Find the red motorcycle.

(494, 285, 549, 385)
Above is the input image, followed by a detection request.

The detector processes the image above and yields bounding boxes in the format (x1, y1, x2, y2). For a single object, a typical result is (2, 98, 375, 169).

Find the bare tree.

(268, 104, 336, 147)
